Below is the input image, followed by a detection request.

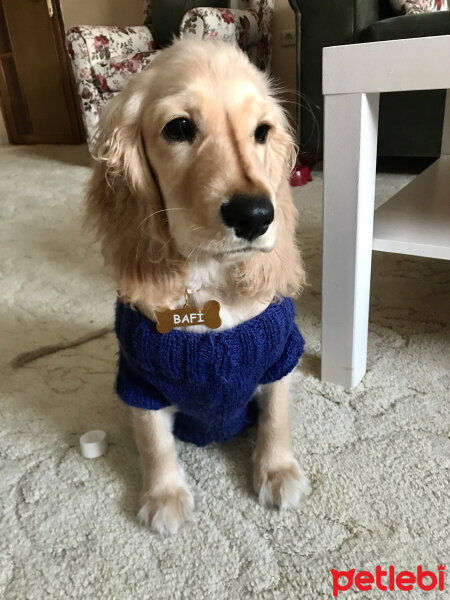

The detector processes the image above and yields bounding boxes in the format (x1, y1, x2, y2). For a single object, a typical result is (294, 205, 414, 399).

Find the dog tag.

(155, 293, 221, 334)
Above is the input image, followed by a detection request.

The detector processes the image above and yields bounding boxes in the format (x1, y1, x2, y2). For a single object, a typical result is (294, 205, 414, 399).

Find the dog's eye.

(162, 118, 196, 143)
(254, 123, 271, 144)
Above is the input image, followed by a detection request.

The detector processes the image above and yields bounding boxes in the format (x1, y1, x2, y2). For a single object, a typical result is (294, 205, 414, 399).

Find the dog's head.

(87, 39, 303, 307)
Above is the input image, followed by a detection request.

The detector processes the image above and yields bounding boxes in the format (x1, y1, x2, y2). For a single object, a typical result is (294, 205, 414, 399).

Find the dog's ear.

(94, 86, 152, 195)
(86, 80, 184, 308)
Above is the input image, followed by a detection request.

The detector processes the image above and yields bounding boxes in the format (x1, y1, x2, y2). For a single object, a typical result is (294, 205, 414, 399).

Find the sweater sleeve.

(259, 324, 305, 385)
(115, 355, 170, 411)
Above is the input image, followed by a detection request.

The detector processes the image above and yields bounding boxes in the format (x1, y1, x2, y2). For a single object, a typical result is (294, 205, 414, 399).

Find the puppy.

(86, 39, 309, 535)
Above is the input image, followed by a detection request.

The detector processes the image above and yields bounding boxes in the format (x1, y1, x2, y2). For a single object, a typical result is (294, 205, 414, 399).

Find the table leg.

(321, 92, 380, 388)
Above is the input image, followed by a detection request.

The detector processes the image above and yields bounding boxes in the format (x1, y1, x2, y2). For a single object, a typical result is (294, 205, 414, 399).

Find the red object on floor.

(290, 164, 312, 187)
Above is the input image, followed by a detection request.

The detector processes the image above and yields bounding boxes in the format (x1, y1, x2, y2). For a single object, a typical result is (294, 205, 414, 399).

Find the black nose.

(220, 194, 274, 241)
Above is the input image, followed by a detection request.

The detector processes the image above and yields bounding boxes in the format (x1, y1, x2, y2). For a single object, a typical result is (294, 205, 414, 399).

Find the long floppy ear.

(86, 80, 185, 308)
(94, 86, 150, 193)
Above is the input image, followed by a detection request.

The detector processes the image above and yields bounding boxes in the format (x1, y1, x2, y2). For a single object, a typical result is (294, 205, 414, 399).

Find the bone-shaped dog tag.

(155, 299, 222, 334)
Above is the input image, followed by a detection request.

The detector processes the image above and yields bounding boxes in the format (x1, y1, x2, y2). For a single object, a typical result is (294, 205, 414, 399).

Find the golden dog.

(86, 39, 309, 535)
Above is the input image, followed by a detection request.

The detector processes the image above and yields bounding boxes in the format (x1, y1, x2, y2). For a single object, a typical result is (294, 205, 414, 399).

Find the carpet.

(0, 145, 449, 599)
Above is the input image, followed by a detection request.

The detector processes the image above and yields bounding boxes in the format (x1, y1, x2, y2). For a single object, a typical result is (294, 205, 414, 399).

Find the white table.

(321, 35, 450, 388)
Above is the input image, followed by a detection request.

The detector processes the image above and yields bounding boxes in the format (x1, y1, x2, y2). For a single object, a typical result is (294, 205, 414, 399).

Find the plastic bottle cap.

(80, 430, 107, 459)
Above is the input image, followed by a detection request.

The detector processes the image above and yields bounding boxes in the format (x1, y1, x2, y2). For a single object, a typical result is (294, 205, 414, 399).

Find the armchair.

(66, 1, 273, 150)
(289, 0, 450, 157)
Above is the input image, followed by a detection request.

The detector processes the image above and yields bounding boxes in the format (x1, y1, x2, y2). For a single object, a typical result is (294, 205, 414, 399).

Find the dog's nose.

(220, 194, 274, 241)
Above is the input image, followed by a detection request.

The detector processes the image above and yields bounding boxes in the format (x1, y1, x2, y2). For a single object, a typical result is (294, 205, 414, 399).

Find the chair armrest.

(66, 25, 155, 65)
(180, 8, 259, 46)
(65, 25, 154, 152)
(180, 7, 272, 70)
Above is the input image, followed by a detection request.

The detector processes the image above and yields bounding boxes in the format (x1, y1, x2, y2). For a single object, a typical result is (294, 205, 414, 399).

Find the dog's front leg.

(132, 406, 194, 535)
(253, 373, 310, 509)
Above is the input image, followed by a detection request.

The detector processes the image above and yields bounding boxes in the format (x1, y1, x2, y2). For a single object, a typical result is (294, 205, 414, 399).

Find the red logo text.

(331, 565, 446, 597)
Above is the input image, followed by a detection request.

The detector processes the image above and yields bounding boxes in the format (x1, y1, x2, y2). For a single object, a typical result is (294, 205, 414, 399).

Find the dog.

(86, 39, 310, 535)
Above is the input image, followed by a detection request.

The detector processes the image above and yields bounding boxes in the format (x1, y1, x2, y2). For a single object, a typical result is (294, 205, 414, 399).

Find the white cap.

(80, 430, 107, 459)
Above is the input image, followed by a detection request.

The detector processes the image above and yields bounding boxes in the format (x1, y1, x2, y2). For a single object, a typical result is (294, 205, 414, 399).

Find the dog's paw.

(253, 457, 310, 510)
(137, 486, 194, 535)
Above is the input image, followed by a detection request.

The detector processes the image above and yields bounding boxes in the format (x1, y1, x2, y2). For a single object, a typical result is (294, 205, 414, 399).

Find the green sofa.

(289, 0, 450, 157)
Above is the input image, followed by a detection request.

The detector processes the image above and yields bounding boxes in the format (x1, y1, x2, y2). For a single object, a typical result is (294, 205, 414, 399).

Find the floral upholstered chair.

(66, 1, 274, 150)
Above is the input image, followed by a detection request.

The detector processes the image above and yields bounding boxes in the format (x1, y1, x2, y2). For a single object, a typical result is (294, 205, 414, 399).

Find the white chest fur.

(138, 257, 270, 332)
(182, 258, 268, 332)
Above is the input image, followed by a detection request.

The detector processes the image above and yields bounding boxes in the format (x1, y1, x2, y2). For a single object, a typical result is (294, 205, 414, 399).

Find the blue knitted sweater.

(115, 297, 304, 447)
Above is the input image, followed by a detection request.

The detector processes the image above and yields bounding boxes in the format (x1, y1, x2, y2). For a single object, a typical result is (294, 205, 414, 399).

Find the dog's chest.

(183, 260, 268, 332)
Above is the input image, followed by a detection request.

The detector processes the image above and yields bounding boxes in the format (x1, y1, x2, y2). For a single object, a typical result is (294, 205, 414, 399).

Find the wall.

(60, 0, 144, 29)
(271, 0, 297, 127)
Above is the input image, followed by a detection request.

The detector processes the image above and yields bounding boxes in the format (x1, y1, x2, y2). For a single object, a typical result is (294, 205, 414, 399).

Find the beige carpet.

(0, 145, 449, 599)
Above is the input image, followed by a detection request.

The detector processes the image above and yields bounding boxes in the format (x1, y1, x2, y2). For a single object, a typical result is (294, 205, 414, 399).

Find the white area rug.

(1, 146, 449, 599)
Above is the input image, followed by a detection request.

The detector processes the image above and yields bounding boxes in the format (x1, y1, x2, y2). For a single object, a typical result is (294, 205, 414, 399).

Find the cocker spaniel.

(86, 39, 309, 535)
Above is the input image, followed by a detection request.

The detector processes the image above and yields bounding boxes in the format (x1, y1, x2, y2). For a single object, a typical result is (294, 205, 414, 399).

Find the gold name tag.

(155, 300, 222, 334)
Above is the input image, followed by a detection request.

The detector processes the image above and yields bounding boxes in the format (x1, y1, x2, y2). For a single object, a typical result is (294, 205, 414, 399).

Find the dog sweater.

(115, 297, 304, 447)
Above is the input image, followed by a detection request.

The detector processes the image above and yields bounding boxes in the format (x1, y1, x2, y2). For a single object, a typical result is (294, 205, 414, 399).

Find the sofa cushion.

(151, 0, 229, 47)
(358, 10, 450, 42)
(390, 0, 448, 15)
